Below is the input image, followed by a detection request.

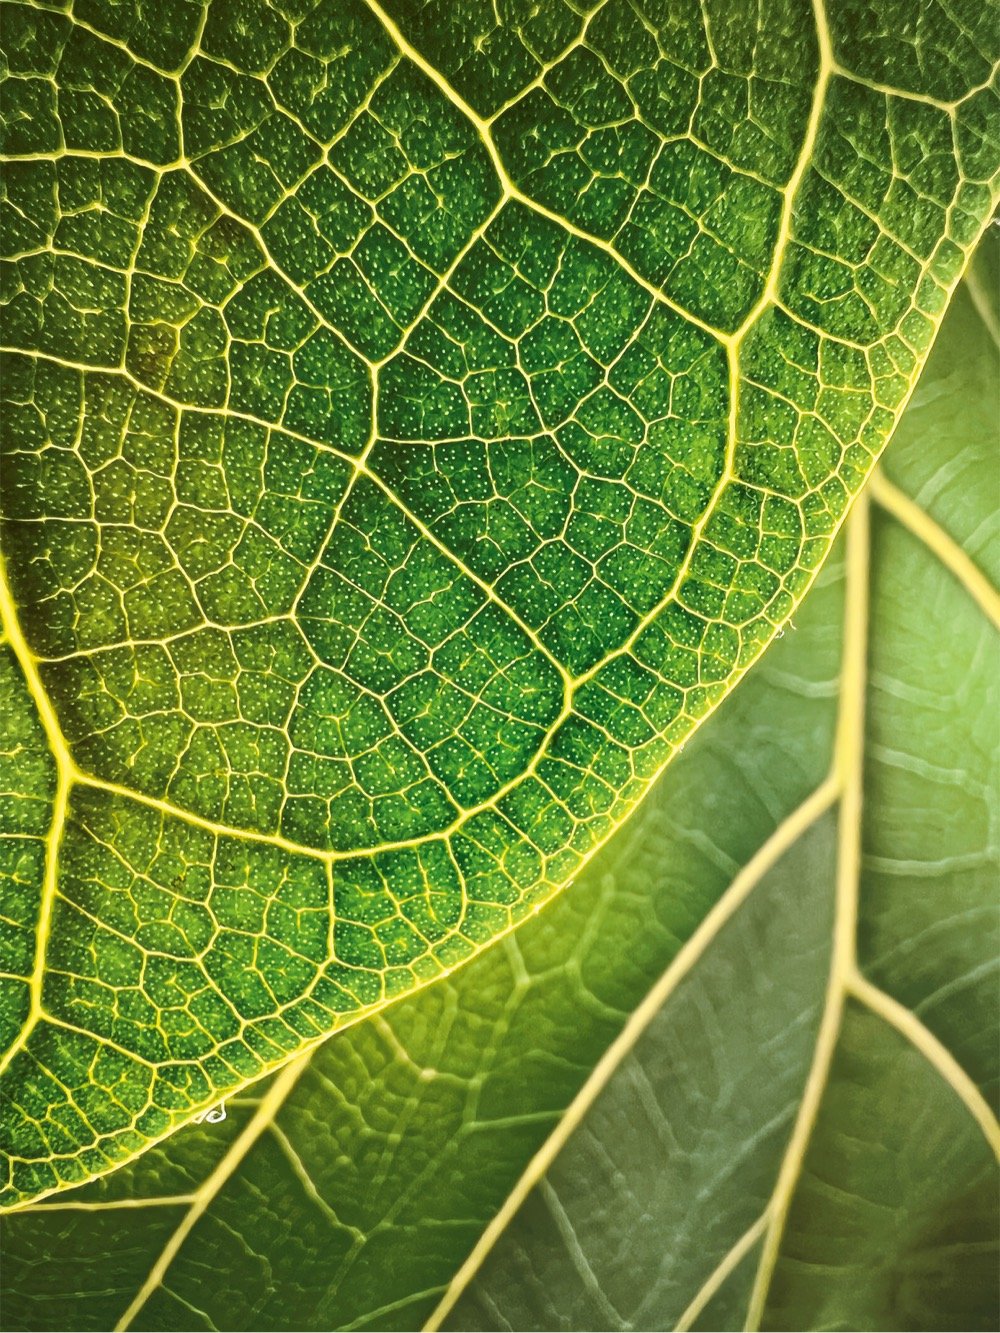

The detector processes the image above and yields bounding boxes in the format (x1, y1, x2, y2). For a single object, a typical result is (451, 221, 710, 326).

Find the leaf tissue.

(0, 1, 997, 1304)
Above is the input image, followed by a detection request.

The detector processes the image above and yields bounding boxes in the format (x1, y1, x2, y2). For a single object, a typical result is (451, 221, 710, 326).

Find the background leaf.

(3, 233, 996, 1333)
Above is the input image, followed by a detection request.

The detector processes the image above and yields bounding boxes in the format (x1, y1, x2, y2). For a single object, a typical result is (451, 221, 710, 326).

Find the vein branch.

(674, 1212, 770, 1332)
(114, 1051, 313, 1332)
(868, 470, 1000, 631)
(846, 971, 1000, 1156)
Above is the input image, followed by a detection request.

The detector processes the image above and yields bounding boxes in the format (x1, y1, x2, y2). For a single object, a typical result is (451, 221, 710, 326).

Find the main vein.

(743, 489, 870, 1329)
(0, 551, 72, 1078)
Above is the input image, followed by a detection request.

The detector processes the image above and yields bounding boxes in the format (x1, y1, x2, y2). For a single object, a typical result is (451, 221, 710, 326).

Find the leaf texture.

(1, 237, 997, 1330)
(1, 0, 999, 1206)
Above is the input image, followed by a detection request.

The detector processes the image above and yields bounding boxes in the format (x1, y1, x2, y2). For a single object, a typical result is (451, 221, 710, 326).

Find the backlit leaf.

(2, 234, 997, 1332)
(1, 0, 998, 1208)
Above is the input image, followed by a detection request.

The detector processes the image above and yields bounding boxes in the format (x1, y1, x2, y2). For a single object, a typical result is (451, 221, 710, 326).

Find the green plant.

(1, 0, 998, 1327)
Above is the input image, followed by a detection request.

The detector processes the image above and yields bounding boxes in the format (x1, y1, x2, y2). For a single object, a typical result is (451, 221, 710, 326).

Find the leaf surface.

(2, 238, 997, 1330)
(1, 0, 999, 1205)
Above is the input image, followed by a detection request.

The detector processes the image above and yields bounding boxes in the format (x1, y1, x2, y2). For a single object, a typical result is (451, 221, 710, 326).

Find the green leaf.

(2, 235, 997, 1331)
(1, 0, 998, 1207)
